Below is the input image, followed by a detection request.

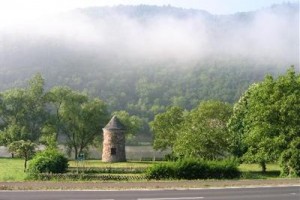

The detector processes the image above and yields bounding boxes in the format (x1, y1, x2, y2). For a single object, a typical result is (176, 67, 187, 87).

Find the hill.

(0, 3, 298, 140)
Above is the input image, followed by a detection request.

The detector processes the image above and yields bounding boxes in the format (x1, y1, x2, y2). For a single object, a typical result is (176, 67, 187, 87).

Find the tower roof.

(104, 116, 126, 130)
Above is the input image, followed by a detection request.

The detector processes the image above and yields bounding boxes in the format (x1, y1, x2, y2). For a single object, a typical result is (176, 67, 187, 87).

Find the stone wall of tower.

(102, 128, 126, 162)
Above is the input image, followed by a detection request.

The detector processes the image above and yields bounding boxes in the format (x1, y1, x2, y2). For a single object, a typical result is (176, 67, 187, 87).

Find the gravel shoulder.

(0, 179, 299, 190)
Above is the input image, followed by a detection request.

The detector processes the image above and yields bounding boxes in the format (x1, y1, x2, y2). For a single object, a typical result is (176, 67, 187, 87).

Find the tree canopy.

(150, 101, 232, 159)
(150, 106, 185, 152)
(0, 75, 109, 159)
(228, 66, 300, 172)
(174, 100, 232, 159)
(0, 74, 47, 145)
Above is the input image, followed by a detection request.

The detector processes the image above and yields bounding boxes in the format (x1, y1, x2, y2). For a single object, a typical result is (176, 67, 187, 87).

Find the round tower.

(102, 116, 126, 162)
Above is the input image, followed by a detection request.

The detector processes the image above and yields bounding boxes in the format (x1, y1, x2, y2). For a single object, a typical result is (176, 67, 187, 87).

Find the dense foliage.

(0, 74, 110, 159)
(0, 74, 47, 145)
(146, 158, 240, 180)
(174, 101, 232, 159)
(151, 101, 232, 159)
(46, 86, 109, 159)
(280, 138, 300, 177)
(28, 149, 68, 175)
(228, 67, 300, 173)
(150, 106, 184, 151)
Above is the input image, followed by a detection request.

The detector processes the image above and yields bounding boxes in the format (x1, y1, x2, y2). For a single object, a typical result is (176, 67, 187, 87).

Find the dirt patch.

(0, 179, 299, 190)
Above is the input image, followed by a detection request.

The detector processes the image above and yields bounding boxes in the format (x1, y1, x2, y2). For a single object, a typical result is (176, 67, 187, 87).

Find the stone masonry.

(102, 116, 126, 162)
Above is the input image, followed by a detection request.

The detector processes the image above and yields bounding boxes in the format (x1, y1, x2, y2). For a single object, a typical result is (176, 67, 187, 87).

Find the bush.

(32, 173, 145, 181)
(207, 159, 241, 179)
(145, 162, 175, 180)
(27, 149, 68, 177)
(175, 159, 208, 179)
(280, 139, 300, 177)
(146, 158, 240, 180)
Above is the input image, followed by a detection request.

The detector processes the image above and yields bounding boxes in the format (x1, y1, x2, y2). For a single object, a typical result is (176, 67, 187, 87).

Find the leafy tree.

(8, 140, 36, 171)
(174, 100, 232, 159)
(150, 106, 184, 152)
(112, 110, 143, 145)
(228, 67, 300, 172)
(0, 74, 47, 145)
(46, 86, 109, 159)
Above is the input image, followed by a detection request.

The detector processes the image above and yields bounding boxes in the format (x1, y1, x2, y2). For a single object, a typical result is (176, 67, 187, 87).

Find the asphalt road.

(0, 186, 299, 200)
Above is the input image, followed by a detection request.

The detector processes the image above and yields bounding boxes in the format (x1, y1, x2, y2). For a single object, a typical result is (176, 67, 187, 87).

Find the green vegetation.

(68, 160, 154, 168)
(173, 101, 232, 159)
(146, 159, 240, 180)
(0, 67, 299, 180)
(0, 4, 298, 182)
(0, 158, 27, 181)
(8, 140, 36, 171)
(0, 158, 290, 181)
(239, 164, 281, 179)
(228, 67, 300, 174)
(28, 149, 68, 175)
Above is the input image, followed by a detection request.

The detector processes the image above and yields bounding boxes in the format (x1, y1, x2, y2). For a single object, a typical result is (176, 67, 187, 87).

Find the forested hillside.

(0, 3, 298, 140)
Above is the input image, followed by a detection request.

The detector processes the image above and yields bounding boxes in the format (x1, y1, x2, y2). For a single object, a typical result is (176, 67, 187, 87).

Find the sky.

(0, 0, 298, 22)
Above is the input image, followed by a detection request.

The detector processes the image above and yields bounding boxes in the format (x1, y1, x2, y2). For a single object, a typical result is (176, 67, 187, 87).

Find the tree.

(8, 140, 36, 171)
(46, 86, 109, 159)
(228, 67, 300, 172)
(112, 110, 143, 145)
(0, 74, 47, 146)
(173, 100, 232, 159)
(150, 106, 185, 152)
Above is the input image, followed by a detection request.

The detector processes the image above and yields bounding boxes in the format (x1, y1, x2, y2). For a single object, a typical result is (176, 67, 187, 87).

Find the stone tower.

(102, 116, 126, 162)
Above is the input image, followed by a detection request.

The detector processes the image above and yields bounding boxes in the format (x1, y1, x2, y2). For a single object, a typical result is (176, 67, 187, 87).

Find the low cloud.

(0, 4, 298, 70)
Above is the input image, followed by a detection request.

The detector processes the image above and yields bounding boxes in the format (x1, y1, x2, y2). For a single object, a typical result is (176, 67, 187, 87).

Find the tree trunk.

(24, 158, 27, 172)
(74, 147, 78, 160)
(260, 161, 266, 173)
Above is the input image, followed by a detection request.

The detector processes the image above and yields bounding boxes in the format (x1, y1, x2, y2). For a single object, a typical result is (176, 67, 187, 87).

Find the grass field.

(0, 158, 27, 181)
(0, 158, 283, 181)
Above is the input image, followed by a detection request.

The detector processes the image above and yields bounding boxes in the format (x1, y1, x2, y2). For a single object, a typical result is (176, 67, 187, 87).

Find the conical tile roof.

(104, 116, 126, 130)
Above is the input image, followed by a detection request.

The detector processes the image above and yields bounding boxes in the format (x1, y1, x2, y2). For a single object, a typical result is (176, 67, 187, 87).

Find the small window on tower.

(111, 148, 116, 155)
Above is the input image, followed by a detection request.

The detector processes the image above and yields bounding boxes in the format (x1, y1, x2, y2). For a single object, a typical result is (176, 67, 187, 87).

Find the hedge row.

(68, 167, 146, 174)
(30, 173, 146, 181)
(146, 159, 240, 180)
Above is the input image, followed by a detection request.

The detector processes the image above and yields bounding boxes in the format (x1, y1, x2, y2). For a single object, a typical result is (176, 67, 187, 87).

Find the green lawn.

(0, 158, 27, 181)
(0, 158, 283, 181)
(239, 163, 281, 179)
(239, 163, 280, 172)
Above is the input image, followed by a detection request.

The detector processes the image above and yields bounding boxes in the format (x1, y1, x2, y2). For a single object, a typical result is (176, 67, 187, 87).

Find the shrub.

(280, 139, 300, 177)
(175, 159, 208, 179)
(207, 159, 240, 179)
(33, 173, 145, 181)
(28, 149, 68, 177)
(145, 162, 176, 180)
(146, 158, 240, 180)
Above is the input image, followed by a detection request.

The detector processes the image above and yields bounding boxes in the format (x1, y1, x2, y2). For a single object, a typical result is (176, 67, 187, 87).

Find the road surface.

(0, 186, 299, 200)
